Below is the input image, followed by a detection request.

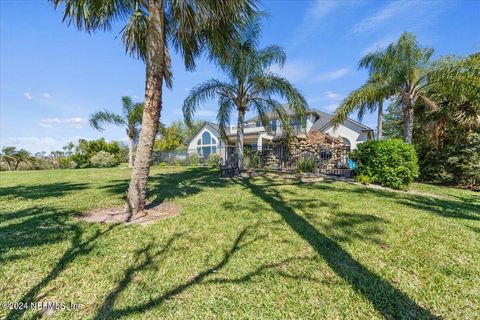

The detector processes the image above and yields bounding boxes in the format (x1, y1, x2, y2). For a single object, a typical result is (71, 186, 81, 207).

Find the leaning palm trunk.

(236, 109, 245, 170)
(126, 0, 164, 216)
(377, 100, 383, 140)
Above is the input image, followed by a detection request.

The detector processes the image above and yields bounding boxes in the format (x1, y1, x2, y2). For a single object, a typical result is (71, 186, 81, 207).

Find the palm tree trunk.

(377, 100, 383, 141)
(125, 0, 164, 217)
(127, 135, 134, 168)
(404, 105, 414, 144)
(236, 109, 245, 170)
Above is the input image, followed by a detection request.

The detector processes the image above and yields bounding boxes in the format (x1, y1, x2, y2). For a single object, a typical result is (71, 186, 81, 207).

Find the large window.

(342, 137, 351, 152)
(196, 131, 217, 157)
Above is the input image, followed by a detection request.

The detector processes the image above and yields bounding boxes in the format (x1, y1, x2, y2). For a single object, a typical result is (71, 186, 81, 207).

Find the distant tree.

(382, 102, 403, 139)
(89, 96, 143, 167)
(169, 120, 204, 146)
(183, 19, 307, 169)
(154, 124, 182, 151)
(0, 147, 31, 170)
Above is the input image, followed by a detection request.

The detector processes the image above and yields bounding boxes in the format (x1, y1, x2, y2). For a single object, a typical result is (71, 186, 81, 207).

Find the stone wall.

(261, 132, 349, 171)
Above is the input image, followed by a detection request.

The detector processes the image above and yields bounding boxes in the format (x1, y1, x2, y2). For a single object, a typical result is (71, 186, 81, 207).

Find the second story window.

(271, 119, 277, 131)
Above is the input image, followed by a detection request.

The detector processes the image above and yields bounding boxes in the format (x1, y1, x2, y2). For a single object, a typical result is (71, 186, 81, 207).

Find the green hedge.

(351, 139, 419, 190)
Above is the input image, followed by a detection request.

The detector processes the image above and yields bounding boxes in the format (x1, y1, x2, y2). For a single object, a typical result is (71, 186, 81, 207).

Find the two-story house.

(187, 106, 374, 158)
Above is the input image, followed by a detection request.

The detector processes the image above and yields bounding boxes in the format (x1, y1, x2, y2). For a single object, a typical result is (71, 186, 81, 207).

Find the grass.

(0, 166, 479, 319)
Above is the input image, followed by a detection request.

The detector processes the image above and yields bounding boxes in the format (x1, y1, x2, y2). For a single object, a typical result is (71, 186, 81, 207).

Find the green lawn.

(1, 167, 479, 319)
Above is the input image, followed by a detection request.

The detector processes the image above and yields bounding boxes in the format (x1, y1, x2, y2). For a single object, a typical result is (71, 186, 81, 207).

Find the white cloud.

(39, 117, 86, 129)
(352, 0, 451, 35)
(270, 60, 312, 82)
(353, 1, 404, 34)
(314, 68, 349, 81)
(325, 91, 341, 100)
(64, 117, 87, 128)
(39, 118, 62, 128)
(42, 93, 52, 99)
(24, 92, 32, 100)
(324, 104, 339, 112)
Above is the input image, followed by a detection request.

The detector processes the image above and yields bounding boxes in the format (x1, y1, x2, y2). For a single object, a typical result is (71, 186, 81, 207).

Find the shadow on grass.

(234, 176, 440, 319)
(0, 182, 88, 200)
(7, 222, 117, 319)
(100, 167, 229, 204)
(93, 221, 324, 319)
(307, 182, 480, 221)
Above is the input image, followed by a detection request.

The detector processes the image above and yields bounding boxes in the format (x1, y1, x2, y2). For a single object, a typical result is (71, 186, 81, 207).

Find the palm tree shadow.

(95, 223, 269, 319)
(234, 177, 440, 319)
(6, 222, 117, 319)
(100, 167, 229, 203)
(0, 182, 88, 200)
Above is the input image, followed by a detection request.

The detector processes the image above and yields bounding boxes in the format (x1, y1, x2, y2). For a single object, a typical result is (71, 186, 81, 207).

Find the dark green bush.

(351, 139, 419, 190)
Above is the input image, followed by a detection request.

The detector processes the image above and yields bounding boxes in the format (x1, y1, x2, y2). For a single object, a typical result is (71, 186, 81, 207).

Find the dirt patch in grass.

(77, 201, 181, 226)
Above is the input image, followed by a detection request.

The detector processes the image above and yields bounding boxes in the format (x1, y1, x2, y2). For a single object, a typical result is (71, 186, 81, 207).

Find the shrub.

(208, 153, 221, 168)
(188, 153, 200, 166)
(297, 158, 316, 173)
(90, 151, 119, 168)
(351, 139, 418, 190)
(354, 173, 371, 185)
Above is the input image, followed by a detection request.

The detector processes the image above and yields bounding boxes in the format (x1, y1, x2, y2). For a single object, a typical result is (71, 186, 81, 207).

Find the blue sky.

(1, 0, 479, 153)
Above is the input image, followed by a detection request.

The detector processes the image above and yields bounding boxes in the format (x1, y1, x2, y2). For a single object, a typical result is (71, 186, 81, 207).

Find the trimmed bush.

(351, 139, 419, 190)
(208, 153, 221, 168)
(297, 158, 316, 173)
(90, 151, 119, 168)
(188, 153, 200, 166)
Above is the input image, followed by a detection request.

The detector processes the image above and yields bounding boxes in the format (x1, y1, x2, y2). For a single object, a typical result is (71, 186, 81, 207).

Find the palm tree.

(334, 32, 437, 144)
(333, 73, 390, 140)
(89, 96, 143, 167)
(183, 20, 307, 169)
(0, 147, 31, 171)
(333, 50, 394, 140)
(53, 0, 258, 216)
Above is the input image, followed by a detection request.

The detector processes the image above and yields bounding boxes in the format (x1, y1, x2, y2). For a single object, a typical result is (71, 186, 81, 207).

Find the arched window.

(202, 131, 211, 145)
(196, 130, 218, 157)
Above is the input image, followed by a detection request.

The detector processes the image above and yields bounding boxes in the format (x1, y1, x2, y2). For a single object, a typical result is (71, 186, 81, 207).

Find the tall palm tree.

(89, 96, 143, 167)
(333, 72, 391, 140)
(334, 32, 437, 144)
(53, 0, 258, 216)
(183, 20, 307, 169)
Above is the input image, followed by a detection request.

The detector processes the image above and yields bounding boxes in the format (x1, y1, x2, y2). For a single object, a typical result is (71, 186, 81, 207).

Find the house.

(187, 107, 374, 158)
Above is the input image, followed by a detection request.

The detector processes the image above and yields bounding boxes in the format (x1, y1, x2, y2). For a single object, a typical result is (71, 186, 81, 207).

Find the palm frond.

(128, 103, 144, 126)
(333, 81, 383, 124)
(258, 45, 286, 69)
(216, 96, 235, 139)
(183, 79, 235, 127)
(249, 73, 308, 119)
(89, 110, 125, 131)
(121, 96, 134, 117)
(120, 6, 148, 61)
